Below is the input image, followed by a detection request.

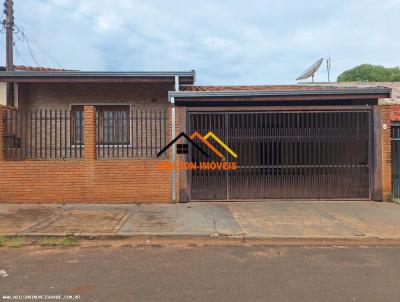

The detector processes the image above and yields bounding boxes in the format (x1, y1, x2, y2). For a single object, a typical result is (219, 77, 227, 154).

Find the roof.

(302, 82, 400, 100)
(0, 65, 77, 72)
(173, 85, 391, 97)
(0, 70, 196, 84)
(14, 65, 77, 72)
(171, 85, 392, 105)
(181, 85, 386, 91)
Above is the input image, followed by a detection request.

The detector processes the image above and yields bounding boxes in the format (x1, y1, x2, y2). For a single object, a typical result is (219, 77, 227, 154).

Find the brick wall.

(391, 105, 400, 121)
(17, 82, 173, 111)
(0, 105, 174, 203)
(381, 105, 392, 201)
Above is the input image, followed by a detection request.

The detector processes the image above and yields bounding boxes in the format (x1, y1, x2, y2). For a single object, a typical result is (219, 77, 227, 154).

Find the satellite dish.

(296, 58, 324, 82)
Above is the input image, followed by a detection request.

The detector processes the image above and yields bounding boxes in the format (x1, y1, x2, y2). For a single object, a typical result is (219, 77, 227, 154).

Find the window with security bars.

(96, 106, 130, 145)
(71, 105, 130, 145)
(71, 106, 84, 145)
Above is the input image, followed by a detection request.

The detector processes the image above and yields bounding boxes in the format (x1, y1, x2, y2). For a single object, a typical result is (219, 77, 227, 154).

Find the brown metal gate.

(189, 111, 372, 200)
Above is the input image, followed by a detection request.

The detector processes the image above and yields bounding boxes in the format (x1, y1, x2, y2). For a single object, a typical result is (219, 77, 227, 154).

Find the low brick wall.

(0, 105, 173, 203)
(0, 160, 172, 203)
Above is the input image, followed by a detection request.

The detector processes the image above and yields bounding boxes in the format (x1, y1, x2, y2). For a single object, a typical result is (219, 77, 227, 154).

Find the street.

(1, 244, 400, 302)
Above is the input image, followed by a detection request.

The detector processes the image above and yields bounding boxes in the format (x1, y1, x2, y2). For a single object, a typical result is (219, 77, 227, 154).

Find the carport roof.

(171, 85, 392, 105)
(173, 85, 391, 97)
(180, 84, 391, 93)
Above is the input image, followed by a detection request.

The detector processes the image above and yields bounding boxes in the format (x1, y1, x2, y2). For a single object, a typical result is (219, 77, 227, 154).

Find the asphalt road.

(1, 244, 400, 302)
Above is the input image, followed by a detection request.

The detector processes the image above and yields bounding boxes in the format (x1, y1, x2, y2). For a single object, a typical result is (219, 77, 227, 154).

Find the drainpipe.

(171, 75, 179, 202)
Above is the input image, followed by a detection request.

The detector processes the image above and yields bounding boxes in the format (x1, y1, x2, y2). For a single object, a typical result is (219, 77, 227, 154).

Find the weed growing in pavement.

(7, 237, 26, 248)
(61, 235, 77, 247)
(38, 238, 59, 247)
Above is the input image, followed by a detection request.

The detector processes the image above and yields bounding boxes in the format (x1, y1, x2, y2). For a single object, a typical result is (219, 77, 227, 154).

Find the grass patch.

(60, 235, 77, 247)
(0, 236, 5, 247)
(7, 236, 26, 248)
(38, 238, 60, 247)
(38, 236, 78, 247)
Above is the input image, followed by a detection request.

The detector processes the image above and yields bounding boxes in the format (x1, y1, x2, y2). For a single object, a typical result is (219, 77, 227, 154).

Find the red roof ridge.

(13, 65, 78, 72)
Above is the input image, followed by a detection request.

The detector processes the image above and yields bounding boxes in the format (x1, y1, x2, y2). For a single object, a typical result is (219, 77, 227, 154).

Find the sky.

(0, 0, 399, 85)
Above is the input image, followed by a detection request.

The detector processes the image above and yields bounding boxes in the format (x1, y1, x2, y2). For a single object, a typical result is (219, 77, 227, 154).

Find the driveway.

(227, 201, 400, 239)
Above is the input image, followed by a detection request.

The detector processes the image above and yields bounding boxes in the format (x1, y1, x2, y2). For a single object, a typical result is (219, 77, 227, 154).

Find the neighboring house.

(0, 68, 394, 203)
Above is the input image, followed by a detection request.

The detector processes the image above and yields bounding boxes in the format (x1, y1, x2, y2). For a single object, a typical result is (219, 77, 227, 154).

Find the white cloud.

(2, 0, 399, 84)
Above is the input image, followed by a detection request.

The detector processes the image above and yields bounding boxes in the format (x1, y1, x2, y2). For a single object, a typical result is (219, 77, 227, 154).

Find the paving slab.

(119, 203, 243, 236)
(28, 208, 129, 235)
(0, 204, 61, 234)
(228, 201, 400, 239)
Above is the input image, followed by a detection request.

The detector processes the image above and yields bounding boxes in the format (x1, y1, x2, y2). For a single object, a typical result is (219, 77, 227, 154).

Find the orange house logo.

(157, 131, 237, 159)
(157, 131, 238, 171)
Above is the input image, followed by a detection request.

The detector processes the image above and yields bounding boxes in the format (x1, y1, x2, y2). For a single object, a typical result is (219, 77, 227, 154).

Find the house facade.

(0, 69, 395, 203)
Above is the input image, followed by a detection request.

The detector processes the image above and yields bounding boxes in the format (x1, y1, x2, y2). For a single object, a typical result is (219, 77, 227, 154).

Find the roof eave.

(170, 87, 392, 98)
(0, 70, 196, 84)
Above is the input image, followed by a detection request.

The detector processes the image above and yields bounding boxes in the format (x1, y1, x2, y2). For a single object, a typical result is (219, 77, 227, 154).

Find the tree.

(337, 64, 400, 82)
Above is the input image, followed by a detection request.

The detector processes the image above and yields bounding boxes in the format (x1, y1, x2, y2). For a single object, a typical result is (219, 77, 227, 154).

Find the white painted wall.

(0, 82, 7, 106)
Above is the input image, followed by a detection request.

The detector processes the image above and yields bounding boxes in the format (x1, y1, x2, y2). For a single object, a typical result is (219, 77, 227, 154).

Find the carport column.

(171, 102, 177, 202)
(83, 105, 96, 201)
(171, 75, 179, 203)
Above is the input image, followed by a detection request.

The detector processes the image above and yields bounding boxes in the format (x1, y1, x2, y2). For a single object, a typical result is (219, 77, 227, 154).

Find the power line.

(13, 41, 27, 65)
(25, 35, 40, 66)
(0, 9, 64, 69)
(8, 24, 39, 66)
(14, 24, 63, 68)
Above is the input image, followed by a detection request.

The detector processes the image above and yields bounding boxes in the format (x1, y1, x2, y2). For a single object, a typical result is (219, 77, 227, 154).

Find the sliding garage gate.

(189, 111, 372, 200)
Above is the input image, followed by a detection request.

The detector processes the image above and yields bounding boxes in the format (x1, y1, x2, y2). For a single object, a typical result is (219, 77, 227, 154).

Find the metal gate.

(189, 111, 372, 200)
(392, 123, 400, 198)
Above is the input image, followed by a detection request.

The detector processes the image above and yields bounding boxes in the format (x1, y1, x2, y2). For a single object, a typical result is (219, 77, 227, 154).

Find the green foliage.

(61, 235, 77, 247)
(0, 236, 5, 247)
(337, 64, 400, 82)
(38, 238, 59, 247)
(7, 237, 26, 248)
(386, 192, 395, 203)
(37, 236, 78, 247)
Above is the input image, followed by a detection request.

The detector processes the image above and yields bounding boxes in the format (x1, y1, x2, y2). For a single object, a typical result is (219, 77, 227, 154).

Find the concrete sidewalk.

(1, 201, 400, 240)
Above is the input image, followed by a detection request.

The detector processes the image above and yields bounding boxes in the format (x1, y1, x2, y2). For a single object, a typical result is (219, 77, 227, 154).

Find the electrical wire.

(0, 16, 64, 68)
(25, 36, 40, 67)
(13, 41, 27, 65)
(14, 24, 63, 68)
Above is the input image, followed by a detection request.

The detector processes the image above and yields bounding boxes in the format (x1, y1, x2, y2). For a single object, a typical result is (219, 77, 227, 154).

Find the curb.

(3, 233, 400, 246)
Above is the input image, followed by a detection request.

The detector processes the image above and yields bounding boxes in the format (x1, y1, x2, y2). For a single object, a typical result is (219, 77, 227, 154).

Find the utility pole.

(5, 0, 13, 71)
(4, 0, 14, 106)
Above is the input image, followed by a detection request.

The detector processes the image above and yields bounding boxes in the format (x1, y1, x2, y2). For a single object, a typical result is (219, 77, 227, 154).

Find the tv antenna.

(326, 57, 331, 82)
(296, 58, 324, 82)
